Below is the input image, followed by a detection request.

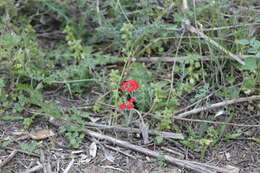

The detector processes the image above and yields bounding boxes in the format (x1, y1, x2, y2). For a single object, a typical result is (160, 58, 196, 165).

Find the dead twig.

(0, 150, 17, 168)
(101, 166, 125, 172)
(3, 147, 40, 158)
(161, 147, 185, 159)
(46, 156, 52, 173)
(63, 158, 75, 173)
(175, 95, 260, 118)
(134, 109, 150, 144)
(19, 163, 43, 173)
(137, 55, 256, 63)
(166, 22, 260, 32)
(85, 122, 184, 140)
(40, 150, 48, 173)
(104, 144, 136, 159)
(173, 117, 260, 127)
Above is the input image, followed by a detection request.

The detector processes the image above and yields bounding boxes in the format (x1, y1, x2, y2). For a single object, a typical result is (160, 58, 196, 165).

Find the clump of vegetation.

(0, 0, 259, 158)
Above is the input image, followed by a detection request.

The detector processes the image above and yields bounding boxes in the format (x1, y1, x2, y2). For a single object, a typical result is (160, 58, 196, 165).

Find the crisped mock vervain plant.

(119, 80, 140, 110)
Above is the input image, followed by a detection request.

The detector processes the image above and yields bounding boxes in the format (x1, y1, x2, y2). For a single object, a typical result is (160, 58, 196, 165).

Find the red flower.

(129, 98, 135, 103)
(119, 98, 135, 110)
(128, 80, 137, 85)
(119, 80, 139, 110)
(127, 87, 135, 92)
(119, 103, 134, 110)
(121, 82, 129, 85)
(120, 86, 128, 91)
(120, 80, 140, 92)
(126, 103, 134, 109)
(119, 104, 126, 110)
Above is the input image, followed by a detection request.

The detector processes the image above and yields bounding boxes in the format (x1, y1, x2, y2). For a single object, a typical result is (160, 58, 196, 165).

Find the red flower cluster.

(119, 80, 140, 110)
(120, 80, 140, 92)
(119, 97, 135, 110)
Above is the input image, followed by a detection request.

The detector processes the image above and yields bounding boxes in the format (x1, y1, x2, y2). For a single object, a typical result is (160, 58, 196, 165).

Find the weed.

(20, 141, 40, 153)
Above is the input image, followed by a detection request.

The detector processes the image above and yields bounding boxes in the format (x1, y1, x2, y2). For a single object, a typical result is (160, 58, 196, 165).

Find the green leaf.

(20, 142, 39, 153)
(241, 57, 257, 70)
(155, 136, 164, 144)
(238, 39, 249, 45)
(2, 115, 24, 120)
(243, 75, 256, 89)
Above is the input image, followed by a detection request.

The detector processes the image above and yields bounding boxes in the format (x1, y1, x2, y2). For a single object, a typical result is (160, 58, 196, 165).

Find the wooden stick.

(137, 55, 256, 63)
(19, 164, 43, 173)
(173, 117, 260, 127)
(104, 144, 136, 159)
(40, 150, 47, 173)
(3, 147, 40, 157)
(175, 95, 260, 118)
(85, 122, 184, 140)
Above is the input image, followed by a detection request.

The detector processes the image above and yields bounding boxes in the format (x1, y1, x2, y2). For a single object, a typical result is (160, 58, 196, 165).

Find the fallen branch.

(166, 22, 260, 32)
(104, 144, 136, 159)
(3, 147, 40, 158)
(137, 55, 256, 63)
(20, 164, 43, 173)
(85, 122, 184, 140)
(173, 117, 260, 127)
(175, 95, 260, 118)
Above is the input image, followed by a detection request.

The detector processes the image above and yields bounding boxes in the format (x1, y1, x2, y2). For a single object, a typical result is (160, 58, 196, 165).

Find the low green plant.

(59, 107, 89, 148)
(0, 22, 49, 82)
(154, 109, 174, 131)
(60, 125, 85, 148)
(0, 79, 8, 108)
(0, 138, 13, 148)
(60, 124, 85, 148)
(181, 113, 235, 159)
(155, 136, 164, 145)
(20, 141, 40, 153)
(157, 153, 167, 167)
(1, 84, 43, 129)
(182, 54, 204, 85)
(238, 38, 260, 94)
